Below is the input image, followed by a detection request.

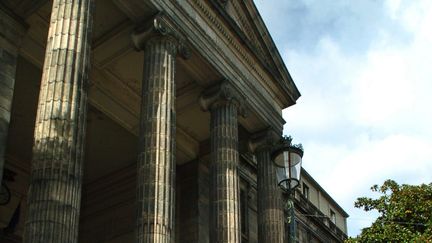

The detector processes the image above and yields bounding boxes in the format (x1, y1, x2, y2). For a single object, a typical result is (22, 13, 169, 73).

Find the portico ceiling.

(6, 0, 279, 186)
(12, 0, 229, 184)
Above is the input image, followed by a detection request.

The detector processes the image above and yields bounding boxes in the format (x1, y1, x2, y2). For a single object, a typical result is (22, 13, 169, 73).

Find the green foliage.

(346, 180, 432, 243)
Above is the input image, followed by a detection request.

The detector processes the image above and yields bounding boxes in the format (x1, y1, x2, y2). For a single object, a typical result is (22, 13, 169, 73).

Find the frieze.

(189, 0, 289, 107)
(149, 0, 287, 131)
(229, 0, 267, 61)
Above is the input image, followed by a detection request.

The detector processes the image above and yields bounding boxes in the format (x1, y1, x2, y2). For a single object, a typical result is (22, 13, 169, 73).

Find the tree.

(346, 179, 432, 243)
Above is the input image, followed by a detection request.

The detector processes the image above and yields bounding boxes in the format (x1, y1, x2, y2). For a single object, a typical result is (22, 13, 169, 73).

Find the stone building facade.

(0, 0, 347, 242)
(294, 169, 349, 242)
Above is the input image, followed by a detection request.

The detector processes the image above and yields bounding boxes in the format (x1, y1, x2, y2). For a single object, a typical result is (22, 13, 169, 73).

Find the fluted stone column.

(0, 7, 26, 184)
(200, 82, 245, 243)
(250, 131, 285, 243)
(23, 1, 94, 242)
(132, 15, 189, 243)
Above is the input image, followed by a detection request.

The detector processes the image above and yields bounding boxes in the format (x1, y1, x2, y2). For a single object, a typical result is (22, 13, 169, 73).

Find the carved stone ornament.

(248, 128, 279, 153)
(131, 12, 191, 59)
(199, 81, 247, 116)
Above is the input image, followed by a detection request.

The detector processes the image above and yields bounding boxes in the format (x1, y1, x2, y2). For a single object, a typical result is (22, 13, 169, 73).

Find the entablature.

(143, 0, 297, 133)
(15, 0, 297, 167)
(209, 0, 301, 108)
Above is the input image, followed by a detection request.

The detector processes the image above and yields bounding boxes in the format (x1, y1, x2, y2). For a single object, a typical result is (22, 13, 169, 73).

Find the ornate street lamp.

(272, 136, 304, 243)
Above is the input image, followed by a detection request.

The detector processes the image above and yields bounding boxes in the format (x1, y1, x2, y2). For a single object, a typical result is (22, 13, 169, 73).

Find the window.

(330, 209, 336, 224)
(302, 183, 309, 200)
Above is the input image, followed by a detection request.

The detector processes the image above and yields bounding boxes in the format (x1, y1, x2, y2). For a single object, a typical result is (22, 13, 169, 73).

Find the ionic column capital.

(199, 81, 247, 116)
(248, 129, 280, 153)
(131, 13, 190, 59)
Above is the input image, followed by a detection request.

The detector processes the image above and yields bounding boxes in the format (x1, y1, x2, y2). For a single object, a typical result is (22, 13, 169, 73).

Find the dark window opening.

(240, 188, 249, 242)
(330, 209, 336, 224)
(302, 183, 309, 200)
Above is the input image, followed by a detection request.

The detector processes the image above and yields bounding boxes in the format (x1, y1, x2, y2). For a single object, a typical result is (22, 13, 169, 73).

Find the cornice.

(149, 0, 286, 132)
(243, 1, 301, 104)
(194, 0, 299, 107)
(211, 0, 269, 63)
(191, 0, 281, 101)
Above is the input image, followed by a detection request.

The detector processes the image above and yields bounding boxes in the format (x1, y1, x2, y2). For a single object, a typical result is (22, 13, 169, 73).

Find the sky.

(255, 0, 432, 237)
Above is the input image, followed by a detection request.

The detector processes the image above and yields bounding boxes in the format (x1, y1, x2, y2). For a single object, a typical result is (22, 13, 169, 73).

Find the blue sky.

(255, 0, 432, 237)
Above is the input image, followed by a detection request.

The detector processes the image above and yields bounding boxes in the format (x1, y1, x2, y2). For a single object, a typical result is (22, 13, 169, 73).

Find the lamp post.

(272, 136, 304, 243)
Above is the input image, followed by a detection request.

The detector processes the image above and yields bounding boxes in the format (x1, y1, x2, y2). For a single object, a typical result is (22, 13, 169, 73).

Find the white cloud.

(349, 1, 432, 137)
(282, 37, 359, 133)
(327, 134, 432, 194)
(312, 133, 432, 236)
(385, 0, 402, 20)
(256, 0, 432, 237)
(349, 49, 414, 126)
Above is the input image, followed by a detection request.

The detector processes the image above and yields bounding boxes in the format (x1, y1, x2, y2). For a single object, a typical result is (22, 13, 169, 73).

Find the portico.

(0, 1, 300, 243)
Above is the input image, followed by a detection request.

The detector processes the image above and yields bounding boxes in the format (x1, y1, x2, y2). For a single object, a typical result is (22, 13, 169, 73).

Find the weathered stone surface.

(197, 158, 211, 243)
(201, 82, 244, 243)
(249, 130, 285, 242)
(135, 34, 177, 243)
(23, 0, 94, 242)
(256, 147, 285, 243)
(0, 7, 26, 186)
(211, 102, 241, 243)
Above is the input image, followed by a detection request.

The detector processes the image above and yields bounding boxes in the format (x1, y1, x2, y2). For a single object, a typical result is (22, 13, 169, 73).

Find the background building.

(294, 169, 349, 242)
(0, 0, 347, 242)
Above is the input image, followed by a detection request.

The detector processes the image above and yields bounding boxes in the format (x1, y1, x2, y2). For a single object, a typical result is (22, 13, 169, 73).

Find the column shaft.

(136, 36, 177, 243)
(23, 0, 93, 242)
(210, 102, 241, 243)
(0, 8, 26, 183)
(257, 149, 285, 243)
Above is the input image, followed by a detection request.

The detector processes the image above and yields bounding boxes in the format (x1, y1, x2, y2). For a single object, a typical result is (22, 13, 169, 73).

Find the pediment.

(218, 0, 301, 105)
(224, 1, 269, 64)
